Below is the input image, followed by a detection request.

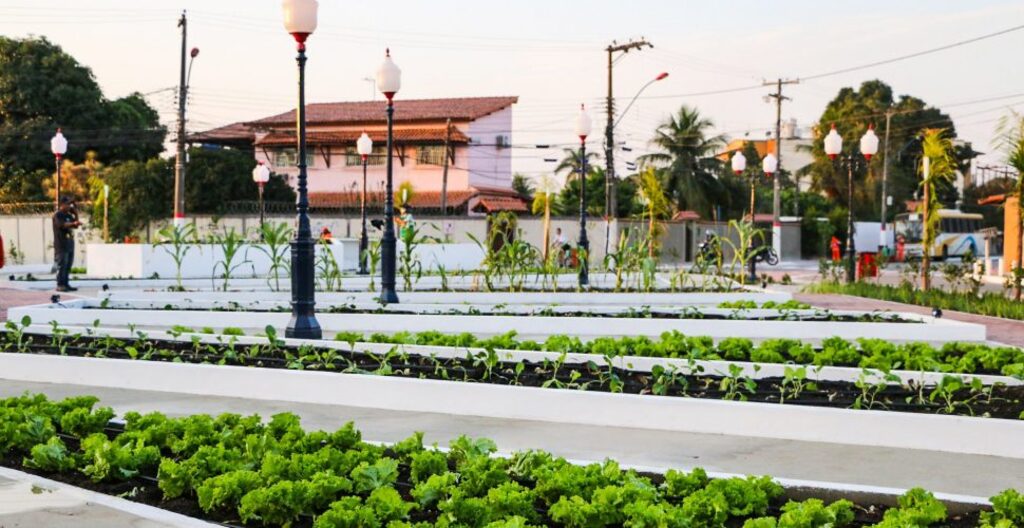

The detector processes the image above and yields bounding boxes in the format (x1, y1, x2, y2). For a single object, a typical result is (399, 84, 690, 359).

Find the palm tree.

(996, 111, 1024, 300)
(919, 128, 957, 291)
(639, 105, 725, 217)
(554, 147, 600, 182)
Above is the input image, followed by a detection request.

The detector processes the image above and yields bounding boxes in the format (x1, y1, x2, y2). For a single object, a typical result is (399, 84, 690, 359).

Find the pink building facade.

(190, 97, 525, 214)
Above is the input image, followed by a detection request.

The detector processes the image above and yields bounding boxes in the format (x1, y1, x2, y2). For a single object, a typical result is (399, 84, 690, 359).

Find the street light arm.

(612, 73, 668, 130)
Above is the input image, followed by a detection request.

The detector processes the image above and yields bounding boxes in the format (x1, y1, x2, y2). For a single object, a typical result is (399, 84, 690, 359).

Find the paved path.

(0, 469, 215, 527)
(0, 288, 80, 323)
(795, 292, 1024, 347)
(1, 380, 1020, 500)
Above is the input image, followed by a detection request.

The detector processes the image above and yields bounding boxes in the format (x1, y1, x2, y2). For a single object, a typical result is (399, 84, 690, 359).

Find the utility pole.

(764, 78, 798, 262)
(440, 118, 451, 215)
(173, 11, 188, 227)
(604, 38, 652, 256)
(879, 107, 894, 253)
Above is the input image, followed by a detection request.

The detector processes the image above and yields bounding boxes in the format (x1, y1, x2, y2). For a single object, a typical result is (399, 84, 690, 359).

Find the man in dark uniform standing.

(52, 196, 81, 292)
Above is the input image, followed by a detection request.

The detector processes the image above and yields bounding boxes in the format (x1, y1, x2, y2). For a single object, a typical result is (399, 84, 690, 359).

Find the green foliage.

(184, 148, 294, 214)
(637, 105, 725, 217)
(775, 498, 854, 528)
(805, 80, 959, 220)
(872, 488, 947, 528)
(196, 470, 263, 513)
(0, 36, 165, 201)
(4, 392, 1024, 528)
(981, 489, 1024, 528)
(808, 281, 1024, 321)
(23, 436, 76, 472)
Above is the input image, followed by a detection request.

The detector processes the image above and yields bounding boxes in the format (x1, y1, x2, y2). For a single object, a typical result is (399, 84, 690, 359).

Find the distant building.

(189, 96, 526, 215)
(715, 119, 815, 192)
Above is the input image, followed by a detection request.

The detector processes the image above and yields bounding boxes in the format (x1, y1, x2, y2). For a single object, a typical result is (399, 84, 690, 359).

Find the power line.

(802, 23, 1024, 81)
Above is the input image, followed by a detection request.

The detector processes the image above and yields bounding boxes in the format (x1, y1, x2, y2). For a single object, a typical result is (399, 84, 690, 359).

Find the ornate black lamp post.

(252, 162, 270, 240)
(575, 105, 592, 287)
(376, 49, 402, 304)
(282, 0, 321, 339)
(824, 124, 878, 284)
(356, 132, 373, 275)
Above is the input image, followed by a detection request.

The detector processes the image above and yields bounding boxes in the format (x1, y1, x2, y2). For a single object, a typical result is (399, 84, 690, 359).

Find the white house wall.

(467, 106, 514, 189)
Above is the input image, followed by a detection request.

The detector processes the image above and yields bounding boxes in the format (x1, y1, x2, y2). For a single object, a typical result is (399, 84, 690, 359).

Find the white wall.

(467, 106, 513, 189)
(1, 213, 705, 268)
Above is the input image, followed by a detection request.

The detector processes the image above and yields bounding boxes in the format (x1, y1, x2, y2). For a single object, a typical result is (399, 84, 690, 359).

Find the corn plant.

(316, 239, 343, 292)
(365, 240, 382, 292)
(398, 224, 423, 291)
(254, 222, 293, 291)
(157, 223, 197, 291)
(212, 227, 250, 291)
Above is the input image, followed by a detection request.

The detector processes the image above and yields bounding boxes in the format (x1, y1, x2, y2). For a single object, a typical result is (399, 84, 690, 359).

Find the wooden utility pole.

(173, 11, 188, 227)
(440, 118, 451, 216)
(604, 38, 652, 256)
(763, 78, 798, 261)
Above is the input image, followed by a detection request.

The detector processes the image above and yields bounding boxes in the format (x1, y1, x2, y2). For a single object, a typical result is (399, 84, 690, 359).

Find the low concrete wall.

(10, 298, 988, 343)
(0, 354, 1017, 458)
(1, 213, 704, 268)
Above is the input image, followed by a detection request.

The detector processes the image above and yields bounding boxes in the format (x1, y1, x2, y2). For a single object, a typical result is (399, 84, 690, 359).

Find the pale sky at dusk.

(2, 0, 1022, 182)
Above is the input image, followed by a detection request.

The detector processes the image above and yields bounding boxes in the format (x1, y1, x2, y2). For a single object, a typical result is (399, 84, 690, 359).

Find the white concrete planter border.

(10, 298, 987, 343)
(101, 290, 792, 307)
(85, 241, 483, 279)
(20, 324, 1019, 387)
(87, 297, 920, 325)
(0, 353, 1018, 458)
(17, 271, 745, 293)
(86, 242, 359, 279)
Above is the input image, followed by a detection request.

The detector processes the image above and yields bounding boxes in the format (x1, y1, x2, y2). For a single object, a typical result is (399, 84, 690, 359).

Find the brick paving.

(0, 288, 78, 322)
(795, 292, 1024, 347)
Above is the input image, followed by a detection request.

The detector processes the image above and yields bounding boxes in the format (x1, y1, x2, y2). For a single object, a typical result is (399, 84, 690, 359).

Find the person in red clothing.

(896, 234, 906, 262)
(830, 236, 841, 262)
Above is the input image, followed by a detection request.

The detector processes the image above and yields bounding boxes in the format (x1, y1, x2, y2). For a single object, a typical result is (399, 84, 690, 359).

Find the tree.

(995, 111, 1024, 300)
(181, 147, 294, 213)
(96, 158, 173, 241)
(803, 80, 958, 221)
(634, 167, 673, 256)
(511, 173, 535, 203)
(638, 105, 725, 218)
(0, 36, 166, 201)
(919, 128, 957, 291)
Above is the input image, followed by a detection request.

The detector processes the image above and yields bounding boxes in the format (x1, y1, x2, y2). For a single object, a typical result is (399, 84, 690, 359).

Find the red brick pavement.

(0, 288, 79, 322)
(795, 293, 1024, 347)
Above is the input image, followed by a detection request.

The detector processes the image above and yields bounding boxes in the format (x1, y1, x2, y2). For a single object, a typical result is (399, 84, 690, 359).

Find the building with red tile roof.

(189, 97, 525, 214)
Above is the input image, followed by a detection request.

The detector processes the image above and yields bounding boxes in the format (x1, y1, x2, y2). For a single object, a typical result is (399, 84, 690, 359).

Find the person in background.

(553, 227, 570, 265)
(396, 206, 415, 241)
(52, 196, 81, 292)
(320, 226, 333, 243)
(830, 236, 842, 263)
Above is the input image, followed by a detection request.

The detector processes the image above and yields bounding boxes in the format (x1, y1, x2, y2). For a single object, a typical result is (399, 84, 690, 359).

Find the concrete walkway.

(796, 292, 1024, 347)
(0, 380, 1019, 500)
(0, 467, 215, 527)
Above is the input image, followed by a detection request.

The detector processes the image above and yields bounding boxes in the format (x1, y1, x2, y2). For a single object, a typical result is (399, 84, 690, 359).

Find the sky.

(2, 0, 1023, 186)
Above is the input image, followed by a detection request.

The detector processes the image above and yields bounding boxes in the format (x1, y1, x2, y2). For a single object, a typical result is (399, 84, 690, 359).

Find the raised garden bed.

(86, 298, 921, 324)
(10, 298, 986, 343)
(101, 290, 794, 307)
(2, 393, 1021, 527)
(2, 329, 1023, 460)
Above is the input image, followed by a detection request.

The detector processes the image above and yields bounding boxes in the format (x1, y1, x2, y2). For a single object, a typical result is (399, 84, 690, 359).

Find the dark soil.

(87, 304, 917, 323)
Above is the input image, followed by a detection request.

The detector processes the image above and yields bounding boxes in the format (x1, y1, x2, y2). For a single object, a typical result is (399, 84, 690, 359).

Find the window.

(416, 145, 448, 166)
(345, 146, 385, 166)
(271, 148, 315, 168)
